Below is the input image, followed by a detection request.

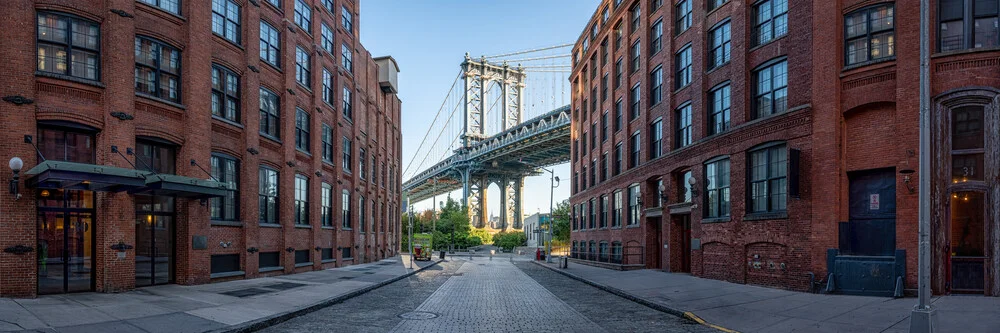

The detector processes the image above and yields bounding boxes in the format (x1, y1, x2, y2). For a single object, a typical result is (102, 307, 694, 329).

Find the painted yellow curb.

(684, 311, 741, 333)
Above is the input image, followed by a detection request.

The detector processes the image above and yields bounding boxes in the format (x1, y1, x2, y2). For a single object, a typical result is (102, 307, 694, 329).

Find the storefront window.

(39, 127, 94, 163)
(951, 105, 985, 183)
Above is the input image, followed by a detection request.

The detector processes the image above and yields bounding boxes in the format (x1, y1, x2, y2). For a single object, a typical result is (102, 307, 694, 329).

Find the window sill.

(296, 148, 312, 157)
(136, 93, 186, 110)
(706, 61, 730, 75)
(744, 211, 788, 221)
(321, 226, 336, 230)
(260, 223, 282, 228)
(610, 226, 622, 230)
(842, 57, 895, 72)
(748, 34, 788, 52)
(210, 271, 245, 279)
(701, 216, 731, 224)
(341, 257, 354, 261)
(932, 45, 1000, 58)
(258, 266, 284, 273)
(261, 60, 282, 73)
(212, 33, 244, 50)
(322, 259, 337, 264)
(625, 224, 641, 229)
(294, 224, 311, 229)
(294, 262, 313, 268)
(295, 82, 313, 93)
(342, 228, 353, 231)
(212, 116, 244, 129)
(35, 71, 105, 88)
(211, 220, 243, 227)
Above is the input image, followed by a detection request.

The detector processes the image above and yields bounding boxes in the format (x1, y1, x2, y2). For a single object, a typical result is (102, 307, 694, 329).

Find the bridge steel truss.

(404, 105, 571, 231)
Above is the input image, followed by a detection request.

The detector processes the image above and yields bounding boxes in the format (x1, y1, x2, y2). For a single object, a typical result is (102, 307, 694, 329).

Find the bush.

(467, 236, 483, 247)
(493, 231, 527, 251)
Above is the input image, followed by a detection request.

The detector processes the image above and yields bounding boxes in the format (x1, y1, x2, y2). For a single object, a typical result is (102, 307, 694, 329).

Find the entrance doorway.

(135, 195, 175, 287)
(671, 214, 691, 273)
(648, 216, 662, 269)
(37, 189, 95, 294)
(949, 191, 987, 294)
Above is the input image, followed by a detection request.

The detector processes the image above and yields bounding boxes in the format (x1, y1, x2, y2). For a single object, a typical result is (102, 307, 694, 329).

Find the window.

(359, 195, 366, 232)
(259, 252, 280, 269)
(341, 43, 353, 72)
(651, 19, 663, 54)
(359, 148, 367, 180)
(295, 249, 310, 264)
(749, 143, 788, 213)
(342, 137, 352, 172)
(612, 190, 622, 227)
(580, 201, 588, 229)
(753, 59, 788, 119)
(753, 0, 789, 46)
(259, 166, 279, 224)
(614, 99, 623, 132)
(679, 170, 693, 203)
(951, 105, 985, 182)
(590, 159, 597, 186)
(294, 0, 311, 33)
(601, 152, 608, 181)
(295, 108, 310, 152)
(583, 38, 590, 53)
(38, 127, 94, 163)
(322, 248, 334, 261)
(136, 140, 176, 174)
(630, 84, 640, 120)
(319, 69, 333, 106)
(36, 12, 100, 80)
(599, 241, 609, 261)
(676, 0, 692, 33)
(372, 155, 377, 185)
(705, 158, 731, 218)
(600, 195, 608, 228)
(295, 46, 310, 87)
(590, 23, 598, 41)
(601, 74, 608, 102)
(630, 3, 642, 33)
(135, 37, 181, 102)
(259, 88, 280, 138)
(322, 0, 333, 12)
(709, 84, 731, 135)
(211, 65, 240, 122)
(650, 119, 663, 159)
(294, 174, 309, 225)
(939, 0, 999, 51)
(675, 103, 692, 148)
(138, 0, 179, 14)
(630, 132, 641, 168)
(260, 21, 280, 67)
(343, 86, 353, 119)
(650, 66, 663, 105)
(210, 154, 239, 221)
(211, 254, 240, 274)
(341, 247, 352, 259)
(589, 198, 597, 229)
(675, 45, 692, 89)
(321, 183, 333, 227)
(614, 58, 623, 90)
(846, 4, 895, 65)
(212, 0, 240, 44)
(342, 6, 354, 33)
(627, 184, 640, 225)
(321, 24, 334, 53)
(590, 123, 597, 152)
(630, 40, 641, 72)
(615, 23, 623, 49)
(614, 142, 623, 175)
(581, 165, 587, 189)
(709, 0, 728, 11)
(601, 112, 608, 142)
(602, 7, 610, 23)
(342, 189, 352, 228)
(322, 124, 334, 163)
(652, 0, 663, 9)
(710, 21, 732, 68)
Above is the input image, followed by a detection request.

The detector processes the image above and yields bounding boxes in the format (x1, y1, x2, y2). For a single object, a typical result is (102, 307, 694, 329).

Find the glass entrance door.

(949, 191, 987, 293)
(37, 191, 95, 295)
(135, 195, 175, 287)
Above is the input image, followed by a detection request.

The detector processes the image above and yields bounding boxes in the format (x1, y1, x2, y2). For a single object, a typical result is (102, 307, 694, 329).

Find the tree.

(551, 200, 570, 242)
(493, 231, 527, 251)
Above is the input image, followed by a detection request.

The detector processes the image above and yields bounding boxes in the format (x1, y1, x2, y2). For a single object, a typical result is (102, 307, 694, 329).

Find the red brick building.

(569, 0, 1000, 296)
(0, 0, 402, 297)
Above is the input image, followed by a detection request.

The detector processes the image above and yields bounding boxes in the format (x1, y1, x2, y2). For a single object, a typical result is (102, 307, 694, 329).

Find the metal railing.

(568, 245, 644, 266)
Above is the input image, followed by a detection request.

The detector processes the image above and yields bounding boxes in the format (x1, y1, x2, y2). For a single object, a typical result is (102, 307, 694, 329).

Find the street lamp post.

(519, 160, 560, 263)
(407, 202, 413, 270)
(911, 0, 936, 331)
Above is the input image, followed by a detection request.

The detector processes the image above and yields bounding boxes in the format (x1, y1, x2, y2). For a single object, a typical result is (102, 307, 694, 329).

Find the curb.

(212, 259, 444, 333)
(529, 260, 738, 333)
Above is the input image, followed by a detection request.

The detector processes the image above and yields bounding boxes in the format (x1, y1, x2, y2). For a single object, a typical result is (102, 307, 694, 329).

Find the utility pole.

(546, 169, 556, 263)
(910, 0, 936, 331)
(407, 201, 414, 270)
(432, 178, 437, 250)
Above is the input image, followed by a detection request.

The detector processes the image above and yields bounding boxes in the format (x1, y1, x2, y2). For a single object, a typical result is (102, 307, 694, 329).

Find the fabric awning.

(138, 174, 233, 198)
(25, 160, 148, 192)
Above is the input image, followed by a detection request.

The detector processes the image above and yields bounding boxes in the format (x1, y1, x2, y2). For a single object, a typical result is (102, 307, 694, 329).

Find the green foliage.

(493, 231, 527, 251)
(467, 236, 483, 246)
(551, 200, 571, 242)
(469, 228, 494, 245)
(401, 198, 485, 251)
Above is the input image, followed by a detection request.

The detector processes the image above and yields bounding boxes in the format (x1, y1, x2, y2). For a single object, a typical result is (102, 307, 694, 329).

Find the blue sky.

(360, 0, 600, 216)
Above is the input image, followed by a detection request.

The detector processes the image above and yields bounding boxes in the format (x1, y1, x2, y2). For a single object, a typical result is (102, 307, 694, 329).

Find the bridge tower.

(460, 54, 526, 231)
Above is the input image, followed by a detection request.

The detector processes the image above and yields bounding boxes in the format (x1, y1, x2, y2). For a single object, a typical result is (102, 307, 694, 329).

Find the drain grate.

(339, 276, 355, 280)
(265, 282, 307, 290)
(398, 311, 439, 320)
(221, 288, 270, 298)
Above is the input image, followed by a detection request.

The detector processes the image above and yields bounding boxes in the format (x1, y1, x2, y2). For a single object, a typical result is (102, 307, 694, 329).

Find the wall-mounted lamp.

(658, 183, 669, 204)
(9, 157, 23, 200)
(900, 169, 916, 194)
(687, 176, 699, 198)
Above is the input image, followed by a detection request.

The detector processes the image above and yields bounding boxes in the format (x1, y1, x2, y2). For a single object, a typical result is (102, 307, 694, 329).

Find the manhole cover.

(398, 311, 439, 320)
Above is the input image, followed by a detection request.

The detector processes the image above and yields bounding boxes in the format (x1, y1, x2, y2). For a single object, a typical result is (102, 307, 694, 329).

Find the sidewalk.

(535, 260, 1000, 333)
(0, 256, 440, 333)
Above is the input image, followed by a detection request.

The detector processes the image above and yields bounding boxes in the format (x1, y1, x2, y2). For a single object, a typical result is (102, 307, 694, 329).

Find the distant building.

(523, 213, 552, 248)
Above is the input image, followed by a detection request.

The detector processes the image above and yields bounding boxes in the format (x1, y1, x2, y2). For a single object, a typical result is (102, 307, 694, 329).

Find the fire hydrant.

(535, 248, 541, 261)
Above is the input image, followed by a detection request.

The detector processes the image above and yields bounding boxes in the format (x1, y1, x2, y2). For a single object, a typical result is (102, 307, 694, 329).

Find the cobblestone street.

(263, 258, 712, 333)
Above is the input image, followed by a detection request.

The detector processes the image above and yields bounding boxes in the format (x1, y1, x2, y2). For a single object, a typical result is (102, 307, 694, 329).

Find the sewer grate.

(221, 288, 271, 298)
(398, 311, 439, 320)
(363, 272, 375, 275)
(339, 276, 355, 280)
(265, 282, 307, 290)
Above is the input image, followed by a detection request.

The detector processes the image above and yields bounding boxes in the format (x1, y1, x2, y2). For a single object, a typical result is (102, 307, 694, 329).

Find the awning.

(25, 160, 148, 192)
(138, 174, 233, 198)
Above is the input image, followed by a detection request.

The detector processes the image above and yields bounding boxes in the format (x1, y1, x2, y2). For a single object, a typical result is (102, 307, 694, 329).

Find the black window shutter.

(788, 148, 801, 198)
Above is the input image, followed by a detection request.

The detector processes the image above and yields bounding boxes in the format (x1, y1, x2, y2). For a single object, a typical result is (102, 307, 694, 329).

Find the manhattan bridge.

(402, 44, 574, 232)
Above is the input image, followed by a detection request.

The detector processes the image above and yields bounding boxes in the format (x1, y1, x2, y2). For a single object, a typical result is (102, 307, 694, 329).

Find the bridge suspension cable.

(482, 43, 573, 59)
(502, 54, 571, 63)
(403, 71, 462, 178)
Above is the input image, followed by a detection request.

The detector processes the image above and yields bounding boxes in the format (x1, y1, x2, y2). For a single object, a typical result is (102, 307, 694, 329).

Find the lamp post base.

(909, 306, 937, 333)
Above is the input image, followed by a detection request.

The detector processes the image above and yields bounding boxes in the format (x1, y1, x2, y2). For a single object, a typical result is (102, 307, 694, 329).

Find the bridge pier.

(501, 177, 523, 230)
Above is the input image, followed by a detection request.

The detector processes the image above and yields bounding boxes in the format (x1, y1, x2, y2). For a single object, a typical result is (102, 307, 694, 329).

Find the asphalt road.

(261, 258, 713, 333)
